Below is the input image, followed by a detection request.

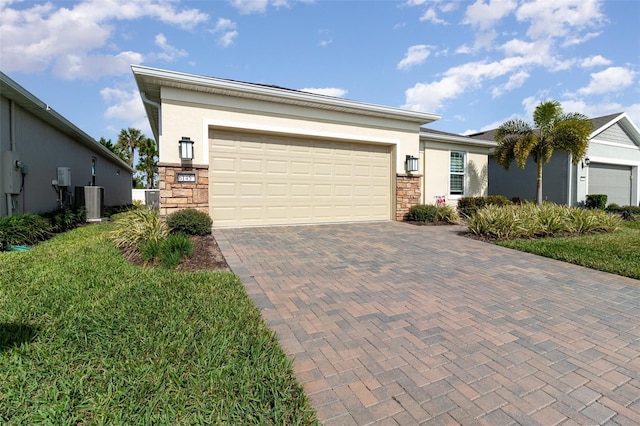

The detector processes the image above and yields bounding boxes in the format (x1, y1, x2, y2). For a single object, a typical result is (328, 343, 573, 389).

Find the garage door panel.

(589, 163, 632, 206)
(210, 130, 391, 227)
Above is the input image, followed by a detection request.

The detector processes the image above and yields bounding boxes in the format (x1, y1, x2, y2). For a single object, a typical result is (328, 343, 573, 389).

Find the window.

(450, 151, 465, 196)
(91, 158, 96, 186)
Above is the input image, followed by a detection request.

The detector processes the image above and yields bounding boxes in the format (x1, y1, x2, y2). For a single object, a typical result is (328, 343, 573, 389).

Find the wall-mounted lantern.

(582, 156, 590, 169)
(179, 136, 194, 161)
(406, 155, 419, 173)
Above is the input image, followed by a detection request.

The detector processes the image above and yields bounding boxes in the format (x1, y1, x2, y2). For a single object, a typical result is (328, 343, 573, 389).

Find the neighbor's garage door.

(209, 130, 392, 227)
(588, 163, 632, 206)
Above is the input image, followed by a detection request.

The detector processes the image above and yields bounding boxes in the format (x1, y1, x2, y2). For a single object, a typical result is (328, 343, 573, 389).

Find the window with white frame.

(449, 151, 465, 196)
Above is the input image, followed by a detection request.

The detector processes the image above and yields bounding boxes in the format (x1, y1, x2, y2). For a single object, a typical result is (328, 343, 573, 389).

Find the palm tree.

(117, 128, 144, 168)
(136, 137, 158, 189)
(494, 100, 593, 206)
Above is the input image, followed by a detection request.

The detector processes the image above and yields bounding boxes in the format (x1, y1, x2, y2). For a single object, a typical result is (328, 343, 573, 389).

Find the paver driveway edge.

(214, 222, 640, 425)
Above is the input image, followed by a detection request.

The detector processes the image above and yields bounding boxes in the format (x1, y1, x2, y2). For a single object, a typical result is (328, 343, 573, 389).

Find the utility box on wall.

(3, 151, 22, 194)
(57, 167, 71, 187)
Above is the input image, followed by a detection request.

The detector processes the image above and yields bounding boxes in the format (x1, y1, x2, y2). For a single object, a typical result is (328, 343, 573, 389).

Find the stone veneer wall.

(158, 163, 209, 216)
(396, 173, 422, 221)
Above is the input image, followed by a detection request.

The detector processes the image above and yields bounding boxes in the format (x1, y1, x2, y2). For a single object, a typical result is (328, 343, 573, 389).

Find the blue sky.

(1, 0, 639, 143)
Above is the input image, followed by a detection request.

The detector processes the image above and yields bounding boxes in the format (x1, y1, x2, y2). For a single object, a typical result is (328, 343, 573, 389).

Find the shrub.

(160, 233, 193, 269)
(110, 208, 168, 250)
(467, 203, 620, 240)
(586, 194, 607, 210)
(140, 233, 194, 269)
(42, 207, 86, 233)
(410, 204, 438, 222)
(167, 208, 212, 236)
(434, 204, 459, 223)
(0, 214, 53, 248)
(457, 195, 513, 218)
(606, 204, 640, 220)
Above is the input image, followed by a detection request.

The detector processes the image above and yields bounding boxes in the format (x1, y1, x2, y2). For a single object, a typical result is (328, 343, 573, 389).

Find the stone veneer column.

(396, 173, 422, 221)
(158, 163, 209, 217)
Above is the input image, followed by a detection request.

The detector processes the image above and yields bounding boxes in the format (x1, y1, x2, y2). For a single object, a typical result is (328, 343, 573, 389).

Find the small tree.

(99, 137, 129, 164)
(136, 137, 158, 189)
(117, 128, 144, 168)
(494, 100, 593, 206)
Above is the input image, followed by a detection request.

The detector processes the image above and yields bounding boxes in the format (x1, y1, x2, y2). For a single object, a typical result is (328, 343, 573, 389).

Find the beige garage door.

(209, 130, 392, 227)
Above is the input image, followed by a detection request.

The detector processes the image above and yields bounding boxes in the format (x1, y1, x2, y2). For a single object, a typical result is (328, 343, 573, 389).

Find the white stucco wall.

(421, 140, 490, 206)
(158, 87, 421, 173)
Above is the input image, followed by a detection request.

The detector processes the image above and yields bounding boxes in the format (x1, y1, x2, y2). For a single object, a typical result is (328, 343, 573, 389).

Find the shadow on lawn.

(0, 323, 39, 351)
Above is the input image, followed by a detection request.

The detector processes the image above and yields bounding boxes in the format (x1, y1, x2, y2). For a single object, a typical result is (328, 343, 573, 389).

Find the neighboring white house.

(471, 113, 640, 207)
(0, 71, 134, 218)
(132, 66, 494, 227)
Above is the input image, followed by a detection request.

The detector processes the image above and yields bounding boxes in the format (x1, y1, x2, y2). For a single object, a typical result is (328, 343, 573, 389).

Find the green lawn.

(0, 224, 317, 424)
(497, 221, 640, 280)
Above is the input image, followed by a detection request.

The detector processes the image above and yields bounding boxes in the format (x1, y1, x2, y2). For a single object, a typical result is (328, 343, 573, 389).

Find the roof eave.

(421, 131, 497, 148)
(1, 72, 134, 173)
(131, 65, 440, 134)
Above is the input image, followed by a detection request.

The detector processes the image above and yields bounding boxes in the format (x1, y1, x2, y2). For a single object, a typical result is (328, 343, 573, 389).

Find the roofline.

(0, 71, 134, 173)
(132, 65, 440, 140)
(420, 130, 497, 148)
(590, 112, 640, 141)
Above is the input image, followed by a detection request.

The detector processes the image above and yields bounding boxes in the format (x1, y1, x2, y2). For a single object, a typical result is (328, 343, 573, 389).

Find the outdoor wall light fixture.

(582, 157, 590, 169)
(179, 136, 194, 161)
(406, 155, 419, 173)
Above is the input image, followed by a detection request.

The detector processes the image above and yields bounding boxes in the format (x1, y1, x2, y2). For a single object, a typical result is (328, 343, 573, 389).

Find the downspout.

(567, 153, 572, 206)
(139, 91, 161, 156)
(6, 100, 16, 216)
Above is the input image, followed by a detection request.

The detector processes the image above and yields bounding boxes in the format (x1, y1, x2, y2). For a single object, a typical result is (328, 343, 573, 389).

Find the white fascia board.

(131, 65, 440, 125)
(420, 131, 497, 148)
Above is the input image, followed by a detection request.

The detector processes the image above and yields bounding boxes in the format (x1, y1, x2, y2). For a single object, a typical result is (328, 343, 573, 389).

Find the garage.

(209, 130, 392, 227)
(588, 163, 632, 206)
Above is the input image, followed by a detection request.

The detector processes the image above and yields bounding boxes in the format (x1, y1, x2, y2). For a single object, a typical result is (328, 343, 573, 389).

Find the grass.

(0, 224, 317, 424)
(497, 221, 640, 280)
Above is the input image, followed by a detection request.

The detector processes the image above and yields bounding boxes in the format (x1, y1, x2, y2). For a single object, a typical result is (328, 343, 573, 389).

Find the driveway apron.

(214, 222, 640, 425)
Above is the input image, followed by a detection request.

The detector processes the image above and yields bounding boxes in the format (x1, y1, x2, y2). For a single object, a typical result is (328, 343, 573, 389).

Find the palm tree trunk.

(536, 161, 543, 206)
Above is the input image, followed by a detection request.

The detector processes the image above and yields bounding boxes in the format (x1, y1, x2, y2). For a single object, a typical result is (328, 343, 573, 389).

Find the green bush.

(468, 203, 621, 240)
(586, 194, 607, 210)
(160, 233, 193, 269)
(606, 204, 640, 220)
(42, 207, 86, 233)
(457, 195, 513, 218)
(110, 208, 168, 250)
(434, 204, 459, 223)
(0, 214, 53, 248)
(410, 204, 438, 222)
(167, 208, 212, 236)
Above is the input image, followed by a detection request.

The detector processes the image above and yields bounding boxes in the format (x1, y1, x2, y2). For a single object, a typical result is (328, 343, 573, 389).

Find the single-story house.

(470, 112, 640, 207)
(1, 71, 134, 218)
(132, 66, 493, 227)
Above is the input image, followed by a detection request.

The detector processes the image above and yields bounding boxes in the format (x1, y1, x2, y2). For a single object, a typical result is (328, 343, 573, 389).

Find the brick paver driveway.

(214, 222, 640, 425)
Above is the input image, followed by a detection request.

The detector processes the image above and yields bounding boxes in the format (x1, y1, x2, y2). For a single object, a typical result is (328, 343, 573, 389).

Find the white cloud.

(455, 44, 472, 55)
(0, 0, 208, 78)
(464, 0, 517, 31)
(211, 18, 238, 47)
(580, 55, 611, 68)
(516, 0, 605, 42)
(228, 0, 269, 14)
(577, 67, 636, 96)
(153, 33, 187, 62)
(101, 87, 150, 133)
(419, 7, 447, 24)
(491, 70, 530, 97)
(300, 87, 347, 98)
(397, 45, 432, 70)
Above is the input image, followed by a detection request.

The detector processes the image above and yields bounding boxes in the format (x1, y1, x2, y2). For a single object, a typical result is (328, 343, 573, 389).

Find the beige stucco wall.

(421, 140, 490, 206)
(1, 95, 132, 216)
(159, 87, 421, 173)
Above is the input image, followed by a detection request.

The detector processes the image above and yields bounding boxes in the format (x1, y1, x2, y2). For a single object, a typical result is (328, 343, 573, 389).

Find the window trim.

(449, 151, 466, 199)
